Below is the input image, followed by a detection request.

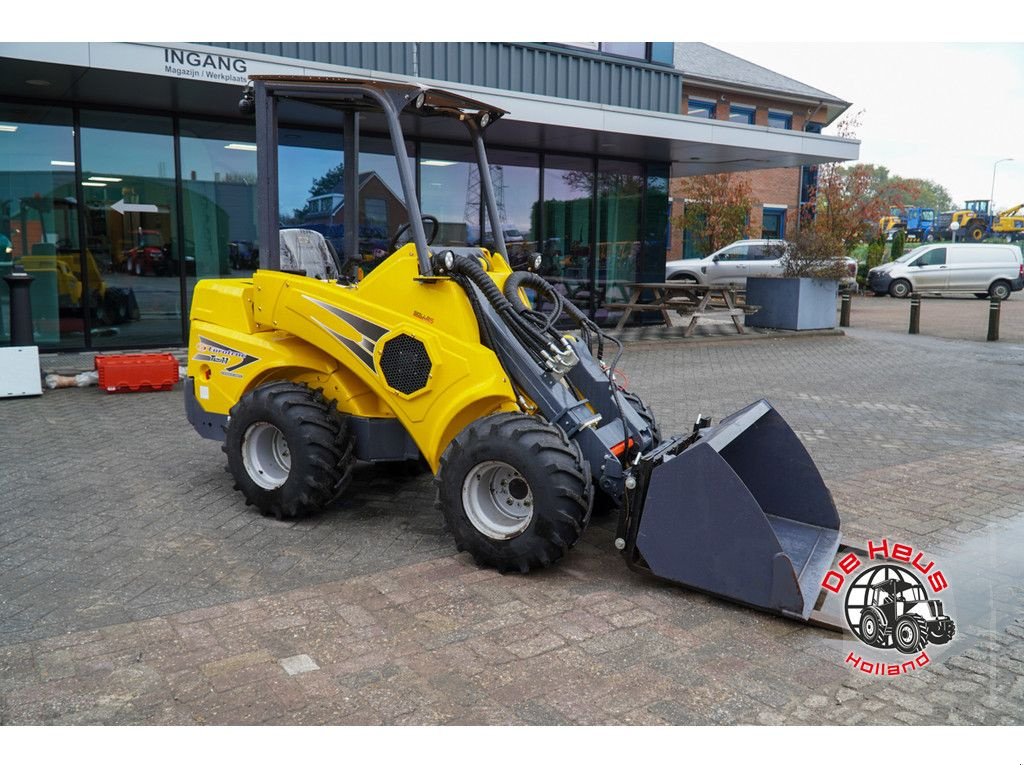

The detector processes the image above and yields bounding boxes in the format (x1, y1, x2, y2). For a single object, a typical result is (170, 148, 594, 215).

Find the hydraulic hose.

(444, 254, 640, 468)
(447, 255, 574, 373)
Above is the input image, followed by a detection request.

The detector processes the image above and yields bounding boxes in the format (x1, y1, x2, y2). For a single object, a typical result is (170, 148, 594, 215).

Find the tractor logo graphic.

(844, 564, 956, 654)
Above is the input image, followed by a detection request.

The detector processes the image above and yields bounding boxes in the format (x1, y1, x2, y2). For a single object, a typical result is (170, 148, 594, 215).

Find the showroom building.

(0, 41, 856, 351)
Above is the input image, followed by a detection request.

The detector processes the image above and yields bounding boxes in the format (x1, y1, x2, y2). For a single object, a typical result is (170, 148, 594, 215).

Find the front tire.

(667, 273, 699, 284)
(928, 620, 956, 645)
(224, 381, 355, 520)
(889, 279, 912, 299)
(966, 224, 985, 242)
(436, 412, 593, 573)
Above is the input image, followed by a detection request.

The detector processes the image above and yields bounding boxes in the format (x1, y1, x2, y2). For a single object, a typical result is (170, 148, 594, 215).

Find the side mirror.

(712, 255, 721, 262)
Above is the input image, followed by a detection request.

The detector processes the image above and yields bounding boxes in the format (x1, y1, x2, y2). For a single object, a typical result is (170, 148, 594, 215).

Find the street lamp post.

(991, 157, 1014, 211)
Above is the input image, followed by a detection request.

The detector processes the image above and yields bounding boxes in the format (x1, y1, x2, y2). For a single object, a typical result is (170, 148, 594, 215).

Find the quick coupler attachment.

(617, 400, 842, 621)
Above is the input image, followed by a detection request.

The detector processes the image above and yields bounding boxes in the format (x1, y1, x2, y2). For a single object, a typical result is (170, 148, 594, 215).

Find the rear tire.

(436, 412, 593, 573)
(889, 279, 912, 299)
(893, 615, 929, 654)
(224, 381, 355, 520)
(859, 608, 886, 648)
(989, 280, 1012, 301)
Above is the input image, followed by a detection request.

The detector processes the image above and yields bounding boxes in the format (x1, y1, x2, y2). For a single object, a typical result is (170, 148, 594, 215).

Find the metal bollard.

(908, 293, 920, 335)
(839, 292, 851, 327)
(4, 268, 35, 346)
(988, 298, 1001, 342)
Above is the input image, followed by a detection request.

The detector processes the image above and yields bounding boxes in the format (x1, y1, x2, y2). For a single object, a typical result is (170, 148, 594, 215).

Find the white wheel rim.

(863, 616, 875, 638)
(461, 460, 534, 540)
(242, 421, 291, 490)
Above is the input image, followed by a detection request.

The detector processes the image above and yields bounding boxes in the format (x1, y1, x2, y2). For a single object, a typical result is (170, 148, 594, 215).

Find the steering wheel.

(389, 215, 439, 252)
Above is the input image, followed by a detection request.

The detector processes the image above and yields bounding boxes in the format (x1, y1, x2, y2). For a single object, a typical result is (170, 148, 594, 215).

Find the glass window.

(728, 106, 755, 125)
(914, 248, 946, 267)
(80, 110, 180, 348)
(279, 127, 411, 276)
(596, 159, 643, 322)
(541, 155, 593, 312)
(805, 121, 823, 134)
(600, 42, 647, 59)
(687, 99, 716, 119)
(421, 145, 540, 263)
(642, 164, 670, 282)
(649, 42, 674, 65)
(768, 111, 792, 130)
(481, 148, 539, 270)
(0, 104, 81, 349)
(762, 207, 787, 240)
(420, 143, 478, 248)
(179, 119, 258, 321)
(718, 245, 748, 260)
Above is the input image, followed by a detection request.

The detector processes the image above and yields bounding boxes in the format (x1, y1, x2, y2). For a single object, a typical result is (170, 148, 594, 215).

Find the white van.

(867, 243, 1024, 300)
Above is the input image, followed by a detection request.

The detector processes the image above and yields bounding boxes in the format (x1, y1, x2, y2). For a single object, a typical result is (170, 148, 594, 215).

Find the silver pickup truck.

(666, 238, 858, 290)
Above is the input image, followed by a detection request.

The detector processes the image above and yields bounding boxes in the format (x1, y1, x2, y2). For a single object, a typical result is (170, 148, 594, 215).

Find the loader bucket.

(629, 400, 841, 621)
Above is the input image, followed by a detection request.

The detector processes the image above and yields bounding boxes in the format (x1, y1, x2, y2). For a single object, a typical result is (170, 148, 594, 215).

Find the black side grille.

(379, 334, 431, 395)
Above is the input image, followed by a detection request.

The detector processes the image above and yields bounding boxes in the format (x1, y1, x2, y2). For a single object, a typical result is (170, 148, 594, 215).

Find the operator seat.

(278, 229, 343, 281)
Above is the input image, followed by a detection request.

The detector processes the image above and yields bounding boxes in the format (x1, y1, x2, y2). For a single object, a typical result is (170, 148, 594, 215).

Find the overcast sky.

(712, 42, 1024, 212)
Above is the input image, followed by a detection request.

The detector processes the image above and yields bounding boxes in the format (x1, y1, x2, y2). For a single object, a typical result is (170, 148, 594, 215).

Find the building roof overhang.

(0, 42, 859, 175)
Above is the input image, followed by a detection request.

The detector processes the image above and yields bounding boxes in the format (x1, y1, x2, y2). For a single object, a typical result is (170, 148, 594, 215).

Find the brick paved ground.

(846, 292, 1024, 344)
(2, 322, 1023, 724)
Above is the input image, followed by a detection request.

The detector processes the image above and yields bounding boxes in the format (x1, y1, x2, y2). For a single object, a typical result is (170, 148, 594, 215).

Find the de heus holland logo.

(822, 538, 956, 676)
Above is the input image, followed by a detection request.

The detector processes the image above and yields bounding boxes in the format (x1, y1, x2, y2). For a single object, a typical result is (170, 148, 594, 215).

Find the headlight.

(414, 92, 426, 110)
(443, 250, 455, 271)
(532, 253, 542, 270)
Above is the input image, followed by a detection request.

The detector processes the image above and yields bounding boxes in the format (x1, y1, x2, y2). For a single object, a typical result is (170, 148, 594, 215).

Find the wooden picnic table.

(605, 282, 747, 335)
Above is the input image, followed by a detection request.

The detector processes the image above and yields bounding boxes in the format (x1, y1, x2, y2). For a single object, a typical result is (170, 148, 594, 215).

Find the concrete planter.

(745, 277, 838, 331)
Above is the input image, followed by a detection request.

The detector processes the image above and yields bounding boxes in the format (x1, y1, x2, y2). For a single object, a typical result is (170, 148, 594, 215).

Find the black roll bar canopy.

(247, 75, 509, 278)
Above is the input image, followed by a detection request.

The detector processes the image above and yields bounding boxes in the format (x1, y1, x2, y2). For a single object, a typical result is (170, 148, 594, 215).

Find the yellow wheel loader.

(185, 76, 853, 626)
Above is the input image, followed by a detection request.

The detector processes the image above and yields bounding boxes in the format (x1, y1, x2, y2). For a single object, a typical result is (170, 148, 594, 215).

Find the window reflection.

(420, 144, 477, 246)
(596, 160, 643, 324)
(483, 149, 539, 270)
(0, 105, 81, 348)
(279, 129, 411, 277)
(540, 156, 594, 313)
(80, 111, 179, 348)
(179, 119, 259, 320)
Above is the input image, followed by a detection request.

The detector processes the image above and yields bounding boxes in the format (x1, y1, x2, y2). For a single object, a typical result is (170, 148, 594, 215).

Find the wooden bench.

(606, 283, 747, 336)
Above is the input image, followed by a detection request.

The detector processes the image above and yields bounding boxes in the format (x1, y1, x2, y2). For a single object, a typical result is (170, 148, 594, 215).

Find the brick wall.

(667, 86, 830, 261)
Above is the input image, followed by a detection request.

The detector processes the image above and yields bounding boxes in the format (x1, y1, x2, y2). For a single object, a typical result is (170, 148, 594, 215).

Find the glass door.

(80, 111, 180, 347)
(0, 104, 80, 348)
